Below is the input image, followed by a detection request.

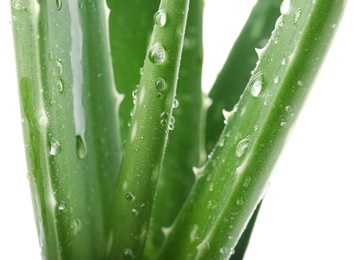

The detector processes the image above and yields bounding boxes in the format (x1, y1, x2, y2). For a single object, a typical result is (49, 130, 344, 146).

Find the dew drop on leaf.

(294, 8, 302, 24)
(132, 86, 138, 104)
(57, 79, 64, 92)
(125, 192, 134, 202)
(56, 59, 63, 76)
(243, 176, 251, 188)
(131, 209, 138, 216)
(273, 75, 280, 84)
(155, 78, 166, 90)
(12, 0, 25, 10)
(123, 248, 134, 259)
(148, 43, 166, 65)
(50, 138, 61, 156)
(154, 10, 167, 27)
(236, 138, 250, 157)
(76, 135, 87, 159)
(281, 57, 286, 65)
(58, 201, 66, 211)
(173, 99, 179, 109)
(56, 0, 62, 10)
(39, 115, 48, 125)
(250, 72, 263, 97)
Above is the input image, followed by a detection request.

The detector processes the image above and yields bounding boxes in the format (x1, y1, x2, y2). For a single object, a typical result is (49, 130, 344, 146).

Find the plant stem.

(106, 0, 190, 259)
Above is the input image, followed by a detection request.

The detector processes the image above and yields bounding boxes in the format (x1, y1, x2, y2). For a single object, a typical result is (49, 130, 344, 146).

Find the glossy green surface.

(106, 0, 190, 259)
(11, 1, 120, 259)
(157, 0, 347, 259)
(206, 0, 282, 153)
(145, 0, 204, 257)
(107, 0, 160, 144)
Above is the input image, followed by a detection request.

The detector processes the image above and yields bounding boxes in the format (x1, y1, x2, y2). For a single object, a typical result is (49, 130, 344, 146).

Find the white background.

(1, 1, 353, 259)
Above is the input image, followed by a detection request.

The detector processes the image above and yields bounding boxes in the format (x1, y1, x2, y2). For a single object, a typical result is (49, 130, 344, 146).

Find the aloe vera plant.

(7, 0, 349, 259)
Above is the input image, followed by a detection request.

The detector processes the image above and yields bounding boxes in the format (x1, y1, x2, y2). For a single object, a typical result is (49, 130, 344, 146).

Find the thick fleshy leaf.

(11, 1, 120, 259)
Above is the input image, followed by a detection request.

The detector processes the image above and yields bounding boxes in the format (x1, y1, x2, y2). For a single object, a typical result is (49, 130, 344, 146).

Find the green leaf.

(106, 0, 190, 259)
(157, 0, 347, 259)
(107, 0, 160, 144)
(144, 0, 204, 258)
(11, 0, 120, 259)
(206, 0, 283, 153)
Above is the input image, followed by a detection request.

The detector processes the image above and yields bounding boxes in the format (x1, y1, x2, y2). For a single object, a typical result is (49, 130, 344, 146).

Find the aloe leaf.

(106, 0, 190, 259)
(205, 1, 282, 258)
(231, 202, 261, 260)
(157, 0, 347, 259)
(11, 1, 120, 259)
(206, 0, 282, 153)
(144, 0, 203, 257)
(107, 0, 160, 144)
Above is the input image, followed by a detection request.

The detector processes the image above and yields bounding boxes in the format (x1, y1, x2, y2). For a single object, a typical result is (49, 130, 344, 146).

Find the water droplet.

(280, 121, 287, 127)
(274, 37, 279, 45)
(280, 0, 291, 15)
(56, 0, 62, 10)
(236, 197, 244, 205)
(125, 192, 134, 201)
(48, 52, 54, 60)
(275, 15, 285, 28)
(173, 99, 179, 109)
(39, 115, 48, 125)
(250, 72, 263, 97)
(236, 138, 250, 157)
(57, 79, 64, 92)
(281, 57, 286, 65)
(76, 135, 87, 159)
(297, 80, 303, 86)
(168, 123, 175, 131)
(156, 92, 163, 98)
(273, 75, 280, 84)
(197, 240, 210, 252)
(50, 138, 61, 156)
(155, 78, 166, 90)
(160, 112, 169, 126)
(285, 105, 291, 112)
(294, 8, 302, 24)
(56, 59, 63, 76)
(51, 68, 56, 78)
(131, 209, 138, 216)
(139, 67, 144, 75)
(12, 0, 25, 10)
(58, 201, 66, 211)
(148, 43, 166, 65)
(72, 219, 82, 235)
(123, 248, 134, 259)
(243, 176, 251, 188)
(132, 86, 138, 103)
(220, 246, 227, 255)
(154, 10, 167, 27)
